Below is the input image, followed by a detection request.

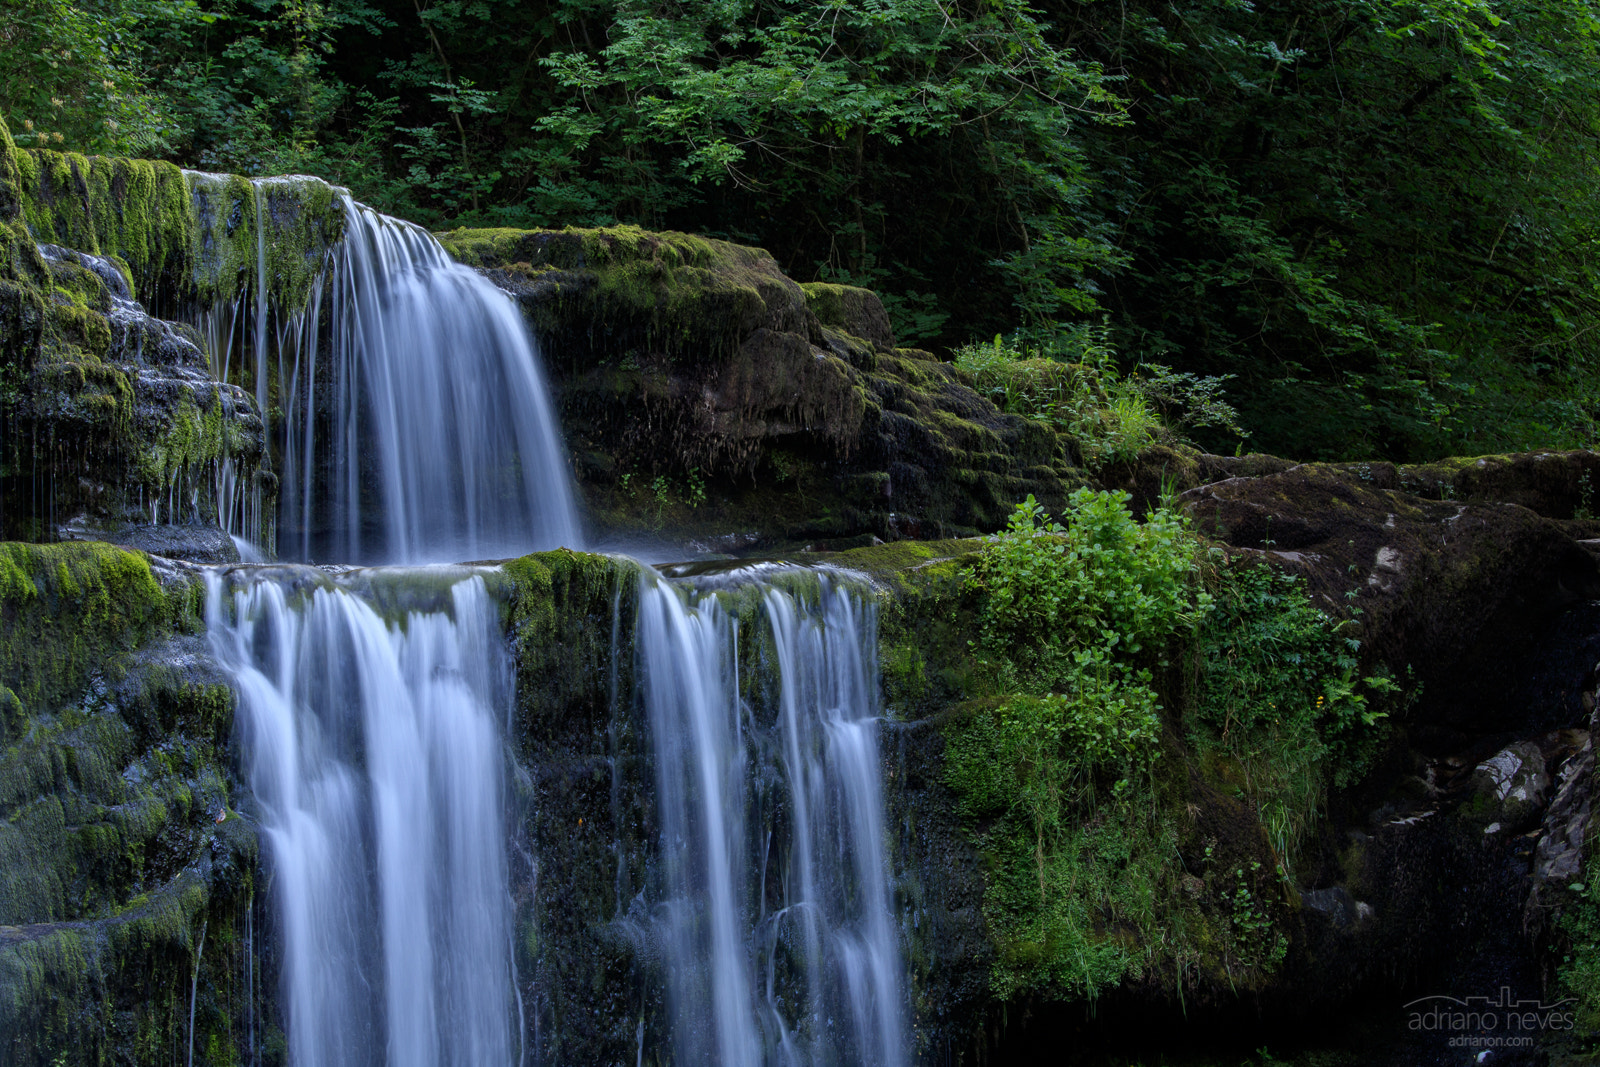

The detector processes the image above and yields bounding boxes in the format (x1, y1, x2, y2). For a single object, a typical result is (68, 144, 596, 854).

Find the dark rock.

(1180, 464, 1600, 728)
(437, 226, 1089, 546)
(799, 282, 897, 350)
(1301, 885, 1371, 930)
(68, 523, 243, 564)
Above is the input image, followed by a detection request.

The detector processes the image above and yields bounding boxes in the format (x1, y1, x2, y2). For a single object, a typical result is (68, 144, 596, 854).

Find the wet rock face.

(3, 240, 268, 543)
(0, 544, 266, 1067)
(1469, 742, 1552, 832)
(1180, 465, 1600, 729)
(438, 226, 1088, 547)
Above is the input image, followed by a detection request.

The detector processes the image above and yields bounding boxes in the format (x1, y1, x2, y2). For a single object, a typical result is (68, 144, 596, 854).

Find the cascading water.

(191, 172, 577, 1067)
(637, 567, 909, 1066)
(207, 567, 519, 1067)
(189, 174, 581, 563)
(179, 172, 909, 1065)
(307, 198, 580, 562)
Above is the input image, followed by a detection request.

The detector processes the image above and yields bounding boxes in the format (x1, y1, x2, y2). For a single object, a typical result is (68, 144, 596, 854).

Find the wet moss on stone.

(0, 533, 257, 1066)
(0, 542, 169, 721)
(187, 171, 346, 312)
(12, 149, 193, 307)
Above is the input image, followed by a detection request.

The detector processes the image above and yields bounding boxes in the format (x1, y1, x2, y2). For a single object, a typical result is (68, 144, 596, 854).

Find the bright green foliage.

(1560, 854, 1600, 1036)
(1191, 558, 1398, 869)
(953, 331, 1245, 465)
(9, 0, 1600, 459)
(944, 495, 1398, 1000)
(966, 489, 1207, 686)
(0, 0, 208, 156)
(946, 492, 1211, 998)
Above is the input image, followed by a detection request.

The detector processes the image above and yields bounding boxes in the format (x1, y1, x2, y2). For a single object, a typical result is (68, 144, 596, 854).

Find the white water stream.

(638, 570, 908, 1066)
(190, 176, 580, 562)
(208, 569, 518, 1067)
(188, 177, 906, 1066)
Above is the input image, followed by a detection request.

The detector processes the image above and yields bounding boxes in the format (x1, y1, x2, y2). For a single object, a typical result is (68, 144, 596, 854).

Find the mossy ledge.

(0, 114, 349, 545)
(438, 226, 1092, 548)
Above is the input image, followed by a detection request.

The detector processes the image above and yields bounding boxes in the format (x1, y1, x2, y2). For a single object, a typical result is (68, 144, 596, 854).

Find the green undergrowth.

(931, 491, 1397, 1002)
(1190, 559, 1399, 874)
(952, 331, 1246, 469)
(1558, 843, 1600, 1042)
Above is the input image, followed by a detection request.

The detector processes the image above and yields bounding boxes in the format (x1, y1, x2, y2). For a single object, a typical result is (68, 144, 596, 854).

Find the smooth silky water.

(192, 177, 908, 1064)
(638, 567, 908, 1067)
(208, 568, 519, 1067)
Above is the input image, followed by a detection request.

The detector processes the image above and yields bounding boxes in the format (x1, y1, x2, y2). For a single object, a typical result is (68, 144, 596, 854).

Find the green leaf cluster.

(942, 495, 1400, 1000)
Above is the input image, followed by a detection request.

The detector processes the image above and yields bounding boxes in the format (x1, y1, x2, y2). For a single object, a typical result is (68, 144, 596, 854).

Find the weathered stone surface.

(1179, 464, 1600, 725)
(1468, 741, 1551, 831)
(800, 282, 897, 350)
(0, 120, 284, 548)
(68, 523, 244, 564)
(0, 542, 265, 1067)
(437, 225, 1089, 548)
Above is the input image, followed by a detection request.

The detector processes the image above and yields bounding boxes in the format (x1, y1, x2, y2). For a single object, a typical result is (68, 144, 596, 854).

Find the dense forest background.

(6, 0, 1600, 460)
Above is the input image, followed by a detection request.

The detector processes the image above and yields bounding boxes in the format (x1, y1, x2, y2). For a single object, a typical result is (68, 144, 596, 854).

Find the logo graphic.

(1404, 987, 1575, 1049)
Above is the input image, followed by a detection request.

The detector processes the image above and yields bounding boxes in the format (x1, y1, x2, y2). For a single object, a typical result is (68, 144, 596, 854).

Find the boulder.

(1180, 464, 1600, 728)
(1466, 741, 1551, 832)
(437, 226, 1089, 546)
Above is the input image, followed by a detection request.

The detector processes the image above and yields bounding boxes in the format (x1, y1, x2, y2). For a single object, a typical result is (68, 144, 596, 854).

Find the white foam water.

(189, 175, 581, 563)
(207, 568, 518, 1067)
(636, 569, 908, 1066)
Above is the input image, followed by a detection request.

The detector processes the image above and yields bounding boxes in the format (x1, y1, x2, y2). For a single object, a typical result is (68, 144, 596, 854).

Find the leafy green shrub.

(965, 489, 1208, 688)
(945, 491, 1212, 997)
(944, 493, 1407, 1000)
(1560, 855, 1600, 1038)
(1191, 557, 1398, 870)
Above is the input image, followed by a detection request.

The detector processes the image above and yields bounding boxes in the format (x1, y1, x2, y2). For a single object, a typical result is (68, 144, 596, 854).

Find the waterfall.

(189, 175, 581, 563)
(207, 567, 518, 1067)
(637, 567, 908, 1066)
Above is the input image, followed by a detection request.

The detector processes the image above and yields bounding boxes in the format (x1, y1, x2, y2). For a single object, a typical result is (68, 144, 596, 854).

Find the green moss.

(437, 224, 801, 366)
(133, 390, 249, 491)
(0, 542, 169, 722)
(188, 171, 346, 310)
(14, 150, 194, 303)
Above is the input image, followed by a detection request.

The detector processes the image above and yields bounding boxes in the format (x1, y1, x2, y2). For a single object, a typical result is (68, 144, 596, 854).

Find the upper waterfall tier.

(187, 173, 583, 564)
(3, 146, 582, 561)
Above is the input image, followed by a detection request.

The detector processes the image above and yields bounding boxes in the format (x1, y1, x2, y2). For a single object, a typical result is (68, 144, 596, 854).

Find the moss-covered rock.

(439, 225, 1089, 548)
(1180, 463, 1600, 724)
(0, 540, 264, 1067)
(0, 115, 347, 550)
(0, 117, 287, 549)
(10, 149, 191, 307)
(800, 282, 896, 350)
